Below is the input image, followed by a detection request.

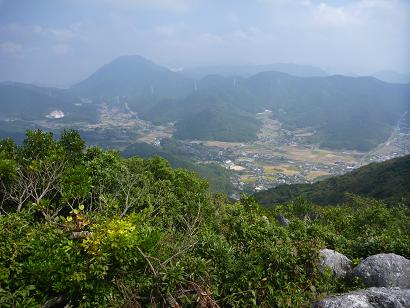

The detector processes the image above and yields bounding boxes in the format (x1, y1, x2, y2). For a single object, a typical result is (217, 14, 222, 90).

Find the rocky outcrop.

(314, 287, 410, 308)
(275, 214, 290, 227)
(353, 254, 410, 288)
(318, 248, 352, 279)
(69, 231, 93, 239)
(314, 252, 410, 306)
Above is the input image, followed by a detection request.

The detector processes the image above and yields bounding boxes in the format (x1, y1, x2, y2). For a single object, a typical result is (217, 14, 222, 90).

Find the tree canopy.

(0, 130, 409, 307)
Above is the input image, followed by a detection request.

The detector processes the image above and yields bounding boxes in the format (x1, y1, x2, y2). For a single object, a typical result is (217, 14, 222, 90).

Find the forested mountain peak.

(71, 55, 191, 98)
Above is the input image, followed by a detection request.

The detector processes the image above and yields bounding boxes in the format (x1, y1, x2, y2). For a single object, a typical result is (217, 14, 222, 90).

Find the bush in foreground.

(0, 130, 409, 307)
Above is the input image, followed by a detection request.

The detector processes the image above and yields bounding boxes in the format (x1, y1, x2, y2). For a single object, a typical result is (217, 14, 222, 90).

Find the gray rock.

(261, 215, 270, 225)
(314, 287, 410, 308)
(318, 248, 352, 279)
(70, 231, 93, 239)
(353, 254, 410, 288)
(275, 214, 290, 227)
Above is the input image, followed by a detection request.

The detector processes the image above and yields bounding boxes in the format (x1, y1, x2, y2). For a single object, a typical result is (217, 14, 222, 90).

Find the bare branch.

(161, 241, 199, 267)
(136, 246, 158, 278)
(4, 159, 66, 213)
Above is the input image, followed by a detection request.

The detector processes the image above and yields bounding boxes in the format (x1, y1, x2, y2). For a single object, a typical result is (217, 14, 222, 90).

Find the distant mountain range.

(1, 55, 409, 151)
(371, 70, 410, 84)
(254, 154, 410, 207)
(0, 82, 96, 122)
(180, 63, 328, 79)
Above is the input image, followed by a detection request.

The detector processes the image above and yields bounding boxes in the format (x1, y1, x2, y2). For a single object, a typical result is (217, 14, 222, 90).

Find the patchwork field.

(307, 170, 331, 181)
(7, 103, 404, 195)
(282, 145, 358, 164)
(204, 141, 244, 148)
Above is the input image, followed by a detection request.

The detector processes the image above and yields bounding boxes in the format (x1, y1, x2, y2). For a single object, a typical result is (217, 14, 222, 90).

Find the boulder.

(318, 249, 352, 279)
(261, 215, 270, 225)
(275, 214, 290, 227)
(70, 231, 93, 239)
(353, 254, 410, 288)
(314, 287, 410, 308)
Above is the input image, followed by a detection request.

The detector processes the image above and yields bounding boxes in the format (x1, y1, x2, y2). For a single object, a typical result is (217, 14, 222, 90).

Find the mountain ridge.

(180, 62, 328, 79)
(1, 55, 409, 152)
(371, 70, 410, 84)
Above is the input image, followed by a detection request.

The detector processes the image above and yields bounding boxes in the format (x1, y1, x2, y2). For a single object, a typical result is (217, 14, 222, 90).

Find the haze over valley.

(1, 54, 409, 196)
(2, 1, 410, 307)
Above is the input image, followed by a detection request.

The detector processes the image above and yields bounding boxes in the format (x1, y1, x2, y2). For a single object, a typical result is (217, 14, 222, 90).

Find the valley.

(159, 110, 363, 197)
(4, 100, 408, 197)
(2, 2, 410, 306)
(128, 109, 409, 197)
(1, 56, 409, 196)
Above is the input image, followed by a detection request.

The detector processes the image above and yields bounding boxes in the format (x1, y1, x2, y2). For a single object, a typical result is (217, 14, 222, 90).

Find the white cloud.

(85, 0, 193, 12)
(225, 12, 239, 24)
(154, 23, 187, 38)
(358, 0, 398, 10)
(0, 23, 84, 42)
(45, 28, 78, 41)
(32, 25, 82, 41)
(0, 41, 24, 58)
(313, 3, 352, 27)
(52, 44, 72, 55)
(0, 0, 409, 83)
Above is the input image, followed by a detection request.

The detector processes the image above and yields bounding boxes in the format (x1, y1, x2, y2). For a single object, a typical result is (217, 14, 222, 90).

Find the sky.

(0, 0, 409, 86)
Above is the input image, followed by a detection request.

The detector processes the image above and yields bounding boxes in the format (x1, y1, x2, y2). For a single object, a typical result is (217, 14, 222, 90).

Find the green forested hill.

(1, 130, 409, 307)
(138, 69, 409, 151)
(0, 82, 88, 120)
(254, 155, 410, 207)
(139, 76, 258, 124)
(0, 82, 98, 124)
(121, 139, 234, 194)
(71, 55, 192, 100)
(2, 56, 409, 151)
(174, 107, 261, 142)
(242, 72, 409, 150)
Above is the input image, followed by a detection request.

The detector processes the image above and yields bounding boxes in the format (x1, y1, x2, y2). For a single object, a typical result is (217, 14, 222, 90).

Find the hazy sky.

(0, 0, 409, 86)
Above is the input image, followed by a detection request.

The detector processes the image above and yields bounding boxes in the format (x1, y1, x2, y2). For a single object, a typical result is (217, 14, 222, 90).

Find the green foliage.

(0, 138, 17, 159)
(59, 129, 85, 162)
(122, 139, 234, 194)
(0, 139, 20, 186)
(60, 165, 92, 205)
(270, 197, 410, 260)
(1, 130, 409, 307)
(0, 152, 17, 184)
(22, 130, 58, 161)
